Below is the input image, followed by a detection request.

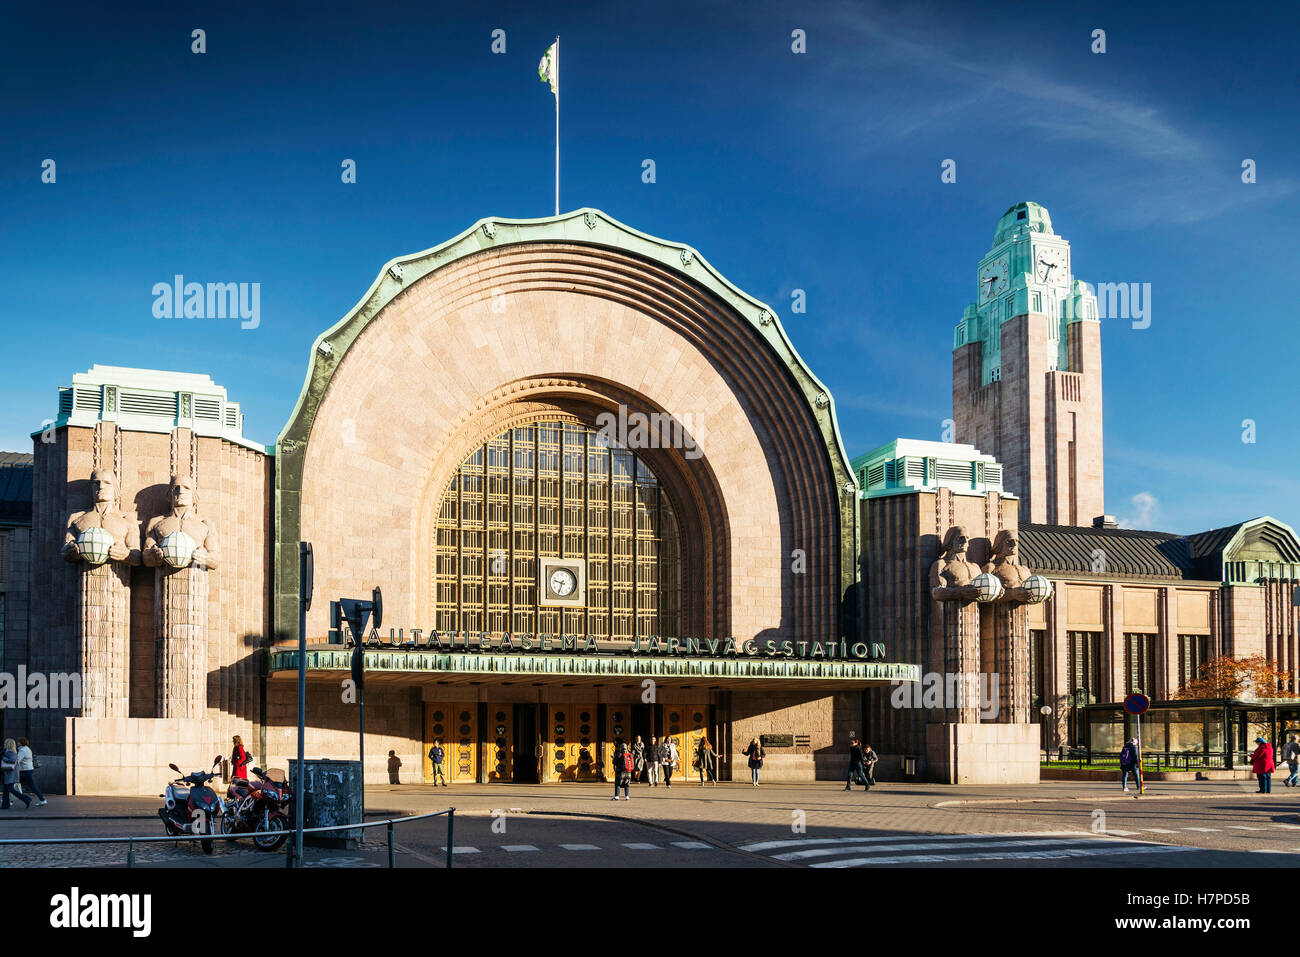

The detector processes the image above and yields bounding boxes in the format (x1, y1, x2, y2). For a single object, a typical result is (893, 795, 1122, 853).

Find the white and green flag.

(538, 40, 558, 97)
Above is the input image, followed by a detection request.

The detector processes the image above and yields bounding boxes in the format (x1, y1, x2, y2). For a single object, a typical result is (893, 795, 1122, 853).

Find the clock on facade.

(539, 558, 586, 606)
(1033, 245, 1067, 285)
(978, 253, 1010, 303)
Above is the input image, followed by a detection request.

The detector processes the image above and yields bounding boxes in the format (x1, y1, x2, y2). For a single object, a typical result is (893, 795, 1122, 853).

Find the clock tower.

(952, 202, 1104, 526)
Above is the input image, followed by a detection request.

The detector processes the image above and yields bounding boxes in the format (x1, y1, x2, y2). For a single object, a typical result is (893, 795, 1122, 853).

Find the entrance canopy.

(268, 648, 918, 692)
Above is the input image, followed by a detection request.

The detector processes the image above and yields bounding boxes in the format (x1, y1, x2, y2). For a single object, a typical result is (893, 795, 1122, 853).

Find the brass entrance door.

(550, 703, 599, 781)
(488, 706, 514, 782)
(664, 704, 708, 781)
(425, 704, 477, 784)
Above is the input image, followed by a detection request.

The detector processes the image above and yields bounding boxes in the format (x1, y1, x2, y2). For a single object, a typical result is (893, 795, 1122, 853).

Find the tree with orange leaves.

(1176, 655, 1293, 700)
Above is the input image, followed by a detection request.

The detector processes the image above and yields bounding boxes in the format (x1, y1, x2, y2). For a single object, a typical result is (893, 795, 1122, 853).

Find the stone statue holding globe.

(982, 530, 1052, 605)
(143, 473, 220, 570)
(145, 473, 218, 719)
(62, 467, 139, 717)
(62, 468, 141, 567)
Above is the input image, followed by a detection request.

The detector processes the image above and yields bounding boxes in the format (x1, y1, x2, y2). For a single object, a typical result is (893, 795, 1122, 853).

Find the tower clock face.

(539, 559, 586, 605)
(979, 254, 1010, 303)
(1034, 246, 1067, 284)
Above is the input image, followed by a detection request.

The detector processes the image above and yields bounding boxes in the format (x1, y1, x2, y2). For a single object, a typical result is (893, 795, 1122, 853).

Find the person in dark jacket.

(862, 743, 879, 787)
(696, 737, 718, 786)
(611, 742, 631, 801)
(428, 739, 447, 786)
(844, 737, 869, 791)
(1250, 736, 1275, 794)
(742, 738, 765, 786)
(387, 750, 402, 784)
(1119, 738, 1139, 792)
(632, 736, 647, 783)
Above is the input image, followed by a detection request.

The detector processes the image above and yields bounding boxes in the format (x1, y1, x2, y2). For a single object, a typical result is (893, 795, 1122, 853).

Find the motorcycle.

(222, 766, 292, 851)
(159, 757, 224, 854)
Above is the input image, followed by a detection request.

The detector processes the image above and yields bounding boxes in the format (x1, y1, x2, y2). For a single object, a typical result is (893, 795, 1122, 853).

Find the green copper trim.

(272, 208, 859, 640)
(268, 649, 919, 684)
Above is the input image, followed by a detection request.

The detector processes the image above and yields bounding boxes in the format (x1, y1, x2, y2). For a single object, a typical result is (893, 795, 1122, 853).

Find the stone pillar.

(984, 603, 1030, 724)
(937, 600, 982, 724)
(156, 565, 208, 719)
(78, 562, 131, 717)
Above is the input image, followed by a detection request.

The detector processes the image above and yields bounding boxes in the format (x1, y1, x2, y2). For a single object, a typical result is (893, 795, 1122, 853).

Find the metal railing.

(1040, 749, 1237, 771)
(0, 807, 455, 869)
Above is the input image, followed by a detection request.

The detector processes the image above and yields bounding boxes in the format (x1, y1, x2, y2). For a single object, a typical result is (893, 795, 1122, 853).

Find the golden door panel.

(427, 704, 477, 784)
(551, 704, 599, 782)
(664, 704, 707, 780)
(488, 706, 514, 782)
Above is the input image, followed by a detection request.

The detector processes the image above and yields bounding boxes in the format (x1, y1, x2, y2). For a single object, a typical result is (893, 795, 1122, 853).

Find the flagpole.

(554, 36, 560, 216)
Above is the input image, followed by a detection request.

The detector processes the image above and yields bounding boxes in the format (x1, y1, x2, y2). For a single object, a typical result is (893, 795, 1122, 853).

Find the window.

(1178, 635, 1210, 691)
(1067, 631, 1102, 704)
(1124, 633, 1158, 696)
(434, 418, 682, 643)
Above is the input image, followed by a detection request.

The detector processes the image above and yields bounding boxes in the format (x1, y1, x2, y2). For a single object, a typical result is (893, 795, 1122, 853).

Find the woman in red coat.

(231, 735, 250, 781)
(1250, 736, 1275, 794)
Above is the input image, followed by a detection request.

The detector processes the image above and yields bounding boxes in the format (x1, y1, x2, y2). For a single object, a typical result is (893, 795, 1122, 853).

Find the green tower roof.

(992, 201, 1054, 246)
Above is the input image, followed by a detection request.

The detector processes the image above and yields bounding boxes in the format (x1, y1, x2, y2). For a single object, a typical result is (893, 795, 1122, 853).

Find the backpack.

(621, 751, 634, 774)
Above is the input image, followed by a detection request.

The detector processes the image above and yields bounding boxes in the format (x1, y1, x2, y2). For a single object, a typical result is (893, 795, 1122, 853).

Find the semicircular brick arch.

(281, 227, 849, 648)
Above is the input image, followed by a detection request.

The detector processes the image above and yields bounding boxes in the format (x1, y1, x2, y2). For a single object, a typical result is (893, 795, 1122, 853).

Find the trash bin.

(288, 759, 363, 847)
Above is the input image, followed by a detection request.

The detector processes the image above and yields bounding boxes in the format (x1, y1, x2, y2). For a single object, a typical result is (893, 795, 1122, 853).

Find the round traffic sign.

(1123, 693, 1150, 715)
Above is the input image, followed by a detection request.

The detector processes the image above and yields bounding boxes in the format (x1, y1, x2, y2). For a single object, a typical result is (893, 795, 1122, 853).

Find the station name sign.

(334, 628, 888, 661)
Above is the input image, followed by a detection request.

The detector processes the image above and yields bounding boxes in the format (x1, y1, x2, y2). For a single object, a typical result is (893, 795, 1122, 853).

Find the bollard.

(446, 808, 454, 869)
(387, 821, 395, 868)
(127, 838, 135, 869)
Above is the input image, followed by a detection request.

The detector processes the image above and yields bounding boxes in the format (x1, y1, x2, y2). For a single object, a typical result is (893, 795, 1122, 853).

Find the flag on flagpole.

(539, 38, 559, 215)
(538, 40, 558, 97)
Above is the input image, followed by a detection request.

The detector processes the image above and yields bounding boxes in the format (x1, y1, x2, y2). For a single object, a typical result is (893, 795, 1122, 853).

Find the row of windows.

(1030, 632, 1216, 707)
(433, 419, 682, 639)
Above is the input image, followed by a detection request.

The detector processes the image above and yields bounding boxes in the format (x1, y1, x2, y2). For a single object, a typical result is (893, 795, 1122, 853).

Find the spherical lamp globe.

(77, 526, 115, 566)
(159, 530, 197, 569)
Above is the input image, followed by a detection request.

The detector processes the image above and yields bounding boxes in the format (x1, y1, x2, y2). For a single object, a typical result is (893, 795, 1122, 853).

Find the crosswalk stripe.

(501, 845, 539, 852)
(810, 844, 1196, 868)
(441, 846, 480, 854)
(771, 837, 1121, 863)
(671, 841, 711, 849)
(1141, 829, 1178, 834)
(736, 832, 1086, 853)
(1226, 825, 1263, 830)
(622, 842, 659, 850)
(1184, 828, 1221, 832)
(1102, 829, 1140, 836)
(559, 844, 600, 851)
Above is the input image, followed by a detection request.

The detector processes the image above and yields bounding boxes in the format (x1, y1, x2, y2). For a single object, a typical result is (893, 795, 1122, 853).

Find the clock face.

(979, 253, 1010, 303)
(549, 568, 577, 597)
(1034, 246, 1067, 284)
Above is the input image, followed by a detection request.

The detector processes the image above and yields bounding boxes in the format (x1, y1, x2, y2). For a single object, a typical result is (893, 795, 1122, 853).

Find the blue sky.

(2, 0, 1296, 534)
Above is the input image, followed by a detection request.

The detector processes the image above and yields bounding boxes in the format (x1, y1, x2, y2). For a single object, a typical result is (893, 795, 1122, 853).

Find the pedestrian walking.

(696, 736, 718, 786)
(646, 736, 661, 787)
(1250, 736, 1275, 794)
(1283, 734, 1300, 787)
(862, 743, 879, 787)
(1119, 737, 1139, 792)
(428, 739, 448, 786)
(632, 735, 647, 784)
(660, 737, 678, 788)
(742, 737, 765, 786)
(1, 738, 32, 810)
(387, 750, 402, 784)
(15, 738, 46, 807)
(611, 742, 632, 800)
(230, 734, 250, 781)
(844, 736, 869, 791)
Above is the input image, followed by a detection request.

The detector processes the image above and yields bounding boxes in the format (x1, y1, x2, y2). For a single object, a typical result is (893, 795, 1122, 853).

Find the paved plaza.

(3, 777, 1297, 868)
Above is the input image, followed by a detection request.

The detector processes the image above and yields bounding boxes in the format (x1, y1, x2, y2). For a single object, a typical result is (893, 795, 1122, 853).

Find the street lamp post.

(294, 542, 313, 868)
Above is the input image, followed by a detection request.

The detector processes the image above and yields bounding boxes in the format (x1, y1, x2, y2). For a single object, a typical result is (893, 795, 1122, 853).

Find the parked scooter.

(222, 766, 292, 851)
(159, 757, 224, 853)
